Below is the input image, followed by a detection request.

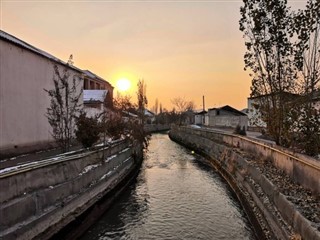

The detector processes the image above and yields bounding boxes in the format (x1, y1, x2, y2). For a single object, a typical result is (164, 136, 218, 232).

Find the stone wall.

(169, 126, 320, 240)
(178, 126, 320, 194)
(144, 124, 170, 133)
(0, 140, 141, 240)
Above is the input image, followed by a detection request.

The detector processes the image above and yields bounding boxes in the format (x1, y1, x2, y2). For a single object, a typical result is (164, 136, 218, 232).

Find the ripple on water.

(80, 134, 256, 240)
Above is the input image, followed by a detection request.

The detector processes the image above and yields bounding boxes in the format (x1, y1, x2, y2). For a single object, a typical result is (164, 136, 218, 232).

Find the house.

(0, 30, 83, 157)
(183, 110, 196, 125)
(247, 92, 305, 130)
(144, 109, 156, 124)
(83, 90, 113, 119)
(82, 70, 114, 119)
(194, 110, 207, 125)
(207, 105, 248, 129)
(83, 70, 114, 108)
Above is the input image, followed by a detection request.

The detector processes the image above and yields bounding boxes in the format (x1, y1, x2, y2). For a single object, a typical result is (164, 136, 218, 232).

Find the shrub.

(234, 125, 246, 136)
(75, 112, 101, 148)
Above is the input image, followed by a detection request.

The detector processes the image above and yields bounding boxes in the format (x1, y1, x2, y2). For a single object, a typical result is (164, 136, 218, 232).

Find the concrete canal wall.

(169, 126, 320, 240)
(144, 124, 170, 133)
(0, 140, 143, 240)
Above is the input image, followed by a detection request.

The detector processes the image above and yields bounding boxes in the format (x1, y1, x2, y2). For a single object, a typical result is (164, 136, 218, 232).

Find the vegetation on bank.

(45, 63, 150, 152)
(240, 0, 320, 156)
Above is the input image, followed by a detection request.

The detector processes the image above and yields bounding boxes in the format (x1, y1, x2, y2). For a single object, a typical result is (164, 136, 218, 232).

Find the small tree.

(234, 125, 247, 136)
(44, 57, 82, 152)
(137, 79, 148, 125)
(75, 112, 101, 148)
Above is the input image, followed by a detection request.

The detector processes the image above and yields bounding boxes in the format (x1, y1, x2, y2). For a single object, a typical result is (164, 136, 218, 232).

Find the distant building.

(0, 30, 83, 157)
(183, 110, 196, 125)
(194, 110, 207, 125)
(207, 105, 248, 129)
(144, 109, 156, 124)
(247, 92, 302, 130)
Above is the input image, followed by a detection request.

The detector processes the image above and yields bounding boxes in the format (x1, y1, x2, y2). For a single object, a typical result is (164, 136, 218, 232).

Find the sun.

(116, 78, 131, 92)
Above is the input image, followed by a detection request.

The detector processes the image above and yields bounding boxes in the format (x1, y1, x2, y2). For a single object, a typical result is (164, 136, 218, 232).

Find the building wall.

(83, 77, 113, 100)
(194, 115, 202, 125)
(204, 115, 209, 126)
(247, 98, 267, 128)
(208, 115, 248, 129)
(195, 115, 205, 125)
(209, 109, 239, 116)
(0, 40, 83, 155)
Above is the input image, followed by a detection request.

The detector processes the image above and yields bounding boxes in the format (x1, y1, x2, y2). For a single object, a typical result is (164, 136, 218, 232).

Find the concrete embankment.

(144, 124, 170, 133)
(169, 125, 320, 240)
(0, 140, 143, 240)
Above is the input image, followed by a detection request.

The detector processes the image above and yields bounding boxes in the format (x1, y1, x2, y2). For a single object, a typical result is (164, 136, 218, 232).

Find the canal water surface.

(80, 133, 256, 240)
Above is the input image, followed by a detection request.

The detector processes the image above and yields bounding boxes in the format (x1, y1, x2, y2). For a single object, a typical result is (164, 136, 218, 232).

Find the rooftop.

(208, 105, 247, 116)
(83, 90, 108, 103)
(0, 30, 82, 73)
(83, 70, 113, 88)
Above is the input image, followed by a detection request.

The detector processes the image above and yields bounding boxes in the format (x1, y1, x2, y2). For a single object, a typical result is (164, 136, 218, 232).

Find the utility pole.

(202, 95, 205, 111)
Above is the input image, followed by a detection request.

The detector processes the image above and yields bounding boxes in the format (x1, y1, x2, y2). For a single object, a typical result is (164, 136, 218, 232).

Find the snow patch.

(105, 154, 117, 163)
(120, 148, 130, 154)
(0, 166, 19, 174)
(79, 164, 100, 176)
(100, 171, 113, 180)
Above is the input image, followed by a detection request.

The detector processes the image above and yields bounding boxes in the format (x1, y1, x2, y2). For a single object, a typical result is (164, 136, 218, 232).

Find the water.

(80, 133, 256, 240)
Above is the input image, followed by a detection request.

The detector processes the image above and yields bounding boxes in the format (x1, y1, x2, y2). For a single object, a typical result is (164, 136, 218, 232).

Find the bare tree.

(240, 0, 320, 154)
(290, 0, 320, 155)
(44, 56, 82, 152)
(240, 0, 297, 145)
(294, 0, 320, 95)
(171, 97, 195, 125)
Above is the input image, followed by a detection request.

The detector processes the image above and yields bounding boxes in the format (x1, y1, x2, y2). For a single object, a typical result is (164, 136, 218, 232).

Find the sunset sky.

(1, 0, 306, 111)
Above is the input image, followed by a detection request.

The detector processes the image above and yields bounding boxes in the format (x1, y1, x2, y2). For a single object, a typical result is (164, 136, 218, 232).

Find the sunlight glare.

(116, 78, 131, 92)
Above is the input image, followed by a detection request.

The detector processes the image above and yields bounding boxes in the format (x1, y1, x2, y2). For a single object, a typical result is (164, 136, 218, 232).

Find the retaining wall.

(0, 140, 141, 240)
(169, 126, 320, 240)
(179, 126, 320, 194)
(144, 124, 170, 133)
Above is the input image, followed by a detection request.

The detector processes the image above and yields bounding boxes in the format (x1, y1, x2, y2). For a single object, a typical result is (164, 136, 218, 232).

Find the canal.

(80, 133, 256, 240)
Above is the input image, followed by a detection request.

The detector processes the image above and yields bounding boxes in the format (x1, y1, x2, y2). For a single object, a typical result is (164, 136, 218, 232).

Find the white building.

(83, 90, 111, 119)
(0, 30, 83, 157)
(194, 110, 207, 125)
(247, 97, 267, 129)
(207, 105, 248, 129)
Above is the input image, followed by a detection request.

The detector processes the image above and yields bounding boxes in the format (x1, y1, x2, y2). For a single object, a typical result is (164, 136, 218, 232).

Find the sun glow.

(116, 78, 131, 92)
